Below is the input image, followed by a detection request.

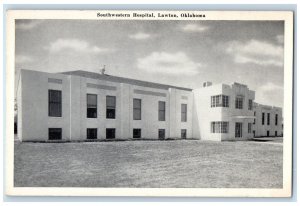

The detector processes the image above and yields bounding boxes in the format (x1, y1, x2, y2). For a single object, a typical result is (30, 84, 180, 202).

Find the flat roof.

(61, 70, 192, 91)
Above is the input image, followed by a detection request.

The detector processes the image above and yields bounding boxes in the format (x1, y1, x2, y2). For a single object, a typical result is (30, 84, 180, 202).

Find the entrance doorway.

(235, 122, 243, 138)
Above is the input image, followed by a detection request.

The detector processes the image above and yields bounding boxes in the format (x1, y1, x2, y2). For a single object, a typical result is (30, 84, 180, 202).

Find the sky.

(15, 20, 284, 107)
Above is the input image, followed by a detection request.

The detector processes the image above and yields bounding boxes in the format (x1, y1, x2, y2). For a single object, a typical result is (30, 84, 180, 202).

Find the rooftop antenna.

(101, 65, 106, 75)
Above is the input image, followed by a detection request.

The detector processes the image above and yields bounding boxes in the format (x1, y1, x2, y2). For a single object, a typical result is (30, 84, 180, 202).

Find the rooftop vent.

(100, 65, 106, 75)
(203, 81, 212, 87)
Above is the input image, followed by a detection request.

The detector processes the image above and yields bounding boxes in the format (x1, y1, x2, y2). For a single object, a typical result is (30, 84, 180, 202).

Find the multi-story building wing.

(193, 82, 255, 141)
(17, 69, 193, 141)
(253, 103, 283, 137)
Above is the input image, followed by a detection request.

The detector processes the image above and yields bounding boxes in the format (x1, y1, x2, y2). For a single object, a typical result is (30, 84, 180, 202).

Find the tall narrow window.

(87, 94, 97, 118)
(181, 104, 187, 122)
(262, 112, 265, 125)
(275, 114, 278, 125)
(158, 101, 166, 121)
(48, 90, 62, 117)
(235, 95, 243, 109)
(248, 123, 252, 133)
(133, 98, 142, 120)
(248, 99, 253, 110)
(106, 96, 116, 119)
(267, 113, 270, 125)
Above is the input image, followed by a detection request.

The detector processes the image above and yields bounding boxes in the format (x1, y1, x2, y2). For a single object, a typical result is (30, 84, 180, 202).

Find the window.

(48, 90, 62, 117)
(181, 129, 187, 139)
(211, 122, 229, 133)
(275, 131, 278, 136)
(211, 95, 229, 107)
(248, 123, 252, 133)
(133, 98, 141, 120)
(106, 96, 116, 119)
(87, 128, 97, 139)
(158, 101, 166, 121)
(87, 94, 97, 118)
(275, 114, 278, 125)
(248, 99, 253, 110)
(106, 128, 115, 139)
(158, 129, 165, 140)
(235, 96, 244, 109)
(181, 104, 187, 122)
(49, 128, 62, 140)
(262, 112, 265, 125)
(133, 129, 141, 139)
(267, 113, 270, 125)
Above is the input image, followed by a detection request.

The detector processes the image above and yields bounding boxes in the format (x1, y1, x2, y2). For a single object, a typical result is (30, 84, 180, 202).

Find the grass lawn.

(14, 140, 283, 188)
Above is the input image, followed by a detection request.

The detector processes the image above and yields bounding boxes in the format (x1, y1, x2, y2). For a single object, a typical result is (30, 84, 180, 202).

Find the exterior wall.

(169, 88, 194, 139)
(253, 103, 283, 137)
(17, 69, 282, 142)
(193, 85, 223, 141)
(17, 69, 193, 141)
(18, 69, 71, 141)
(221, 83, 255, 141)
(193, 83, 255, 141)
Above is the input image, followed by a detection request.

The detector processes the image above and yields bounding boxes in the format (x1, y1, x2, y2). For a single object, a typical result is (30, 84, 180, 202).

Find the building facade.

(253, 103, 283, 137)
(17, 69, 193, 141)
(16, 69, 283, 142)
(193, 82, 255, 141)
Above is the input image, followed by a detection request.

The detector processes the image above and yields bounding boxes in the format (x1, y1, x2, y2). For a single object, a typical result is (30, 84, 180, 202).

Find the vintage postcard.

(5, 10, 293, 197)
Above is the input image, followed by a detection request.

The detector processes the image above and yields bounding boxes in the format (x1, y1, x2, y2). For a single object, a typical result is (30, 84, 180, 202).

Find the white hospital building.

(16, 69, 283, 142)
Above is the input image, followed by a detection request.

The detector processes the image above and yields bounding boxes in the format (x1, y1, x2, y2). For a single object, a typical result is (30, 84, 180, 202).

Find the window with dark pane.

(158, 101, 166, 121)
(181, 129, 187, 139)
(48, 128, 62, 140)
(235, 95, 243, 109)
(106, 128, 115, 139)
(106, 96, 116, 119)
(181, 104, 187, 122)
(48, 90, 62, 117)
(87, 128, 97, 139)
(87, 94, 97, 118)
(158, 129, 165, 140)
(133, 129, 141, 139)
(133, 98, 141, 120)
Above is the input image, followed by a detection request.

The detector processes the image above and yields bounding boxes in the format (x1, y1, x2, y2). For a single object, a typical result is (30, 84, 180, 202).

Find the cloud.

(15, 55, 33, 64)
(181, 24, 209, 32)
(129, 32, 151, 40)
(46, 38, 113, 54)
(226, 39, 283, 67)
(259, 82, 283, 92)
(137, 52, 202, 75)
(16, 20, 44, 30)
(255, 82, 283, 107)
